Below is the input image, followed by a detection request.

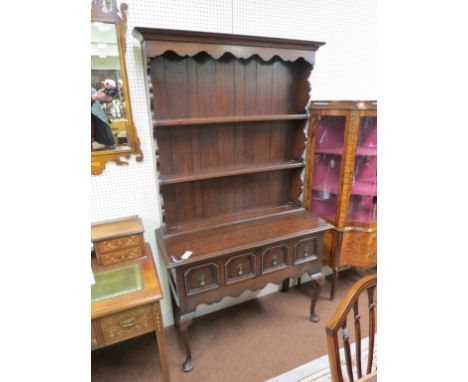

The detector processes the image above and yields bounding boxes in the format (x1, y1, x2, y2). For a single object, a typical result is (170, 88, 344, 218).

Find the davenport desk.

(91, 244, 170, 382)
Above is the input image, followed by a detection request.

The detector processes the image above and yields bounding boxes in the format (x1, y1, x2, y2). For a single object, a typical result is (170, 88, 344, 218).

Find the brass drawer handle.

(237, 264, 244, 276)
(304, 250, 309, 258)
(272, 255, 278, 266)
(119, 317, 136, 328)
(199, 274, 206, 287)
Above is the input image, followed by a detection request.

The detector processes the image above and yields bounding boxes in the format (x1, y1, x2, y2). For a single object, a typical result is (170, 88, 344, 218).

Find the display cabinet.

(304, 101, 377, 300)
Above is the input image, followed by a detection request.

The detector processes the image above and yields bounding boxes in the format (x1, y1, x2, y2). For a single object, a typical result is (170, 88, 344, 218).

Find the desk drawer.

(95, 234, 142, 255)
(98, 246, 143, 266)
(99, 305, 154, 345)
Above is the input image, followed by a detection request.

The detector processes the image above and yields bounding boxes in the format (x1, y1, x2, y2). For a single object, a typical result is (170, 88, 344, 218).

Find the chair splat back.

(325, 274, 377, 382)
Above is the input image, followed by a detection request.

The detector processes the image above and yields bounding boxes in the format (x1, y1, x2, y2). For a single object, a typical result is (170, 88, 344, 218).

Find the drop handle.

(199, 274, 206, 287)
(237, 264, 244, 276)
(272, 255, 278, 266)
(119, 317, 136, 328)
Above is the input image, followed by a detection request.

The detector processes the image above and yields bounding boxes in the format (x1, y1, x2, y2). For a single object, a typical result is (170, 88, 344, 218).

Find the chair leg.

(297, 276, 302, 287)
(281, 277, 290, 292)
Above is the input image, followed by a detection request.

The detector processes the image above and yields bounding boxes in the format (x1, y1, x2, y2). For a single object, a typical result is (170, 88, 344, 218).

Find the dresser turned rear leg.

(309, 272, 325, 322)
(330, 267, 339, 301)
(281, 278, 290, 292)
(176, 313, 195, 372)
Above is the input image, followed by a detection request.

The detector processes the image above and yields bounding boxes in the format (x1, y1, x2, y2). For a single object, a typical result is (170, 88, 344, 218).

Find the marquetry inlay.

(99, 235, 140, 253)
(100, 306, 153, 342)
(100, 246, 142, 266)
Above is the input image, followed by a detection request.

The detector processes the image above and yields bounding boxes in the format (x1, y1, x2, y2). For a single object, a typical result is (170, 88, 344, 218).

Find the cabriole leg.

(176, 314, 195, 372)
(309, 272, 325, 322)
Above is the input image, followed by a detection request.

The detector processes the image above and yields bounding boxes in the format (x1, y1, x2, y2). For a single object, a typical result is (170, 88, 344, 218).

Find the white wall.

(91, 0, 376, 326)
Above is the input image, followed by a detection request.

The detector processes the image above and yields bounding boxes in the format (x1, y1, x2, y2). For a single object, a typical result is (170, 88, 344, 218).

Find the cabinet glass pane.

(310, 116, 346, 222)
(347, 116, 377, 224)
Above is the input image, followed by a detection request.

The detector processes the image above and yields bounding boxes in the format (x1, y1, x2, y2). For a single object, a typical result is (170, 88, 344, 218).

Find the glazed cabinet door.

(346, 111, 377, 226)
(308, 109, 349, 225)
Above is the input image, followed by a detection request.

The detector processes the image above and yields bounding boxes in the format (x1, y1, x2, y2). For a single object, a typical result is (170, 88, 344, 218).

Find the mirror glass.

(91, 21, 130, 152)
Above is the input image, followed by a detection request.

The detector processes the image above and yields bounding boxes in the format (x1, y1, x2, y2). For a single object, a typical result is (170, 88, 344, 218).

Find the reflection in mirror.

(91, 22, 130, 152)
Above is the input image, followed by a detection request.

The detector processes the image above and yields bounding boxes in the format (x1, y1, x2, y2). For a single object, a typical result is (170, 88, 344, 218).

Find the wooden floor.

(92, 270, 370, 382)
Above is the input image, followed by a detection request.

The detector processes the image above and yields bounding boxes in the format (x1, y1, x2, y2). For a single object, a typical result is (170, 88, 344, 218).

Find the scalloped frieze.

(145, 42, 316, 64)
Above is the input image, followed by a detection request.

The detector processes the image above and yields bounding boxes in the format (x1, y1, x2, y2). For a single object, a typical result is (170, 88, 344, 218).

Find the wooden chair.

(326, 274, 377, 382)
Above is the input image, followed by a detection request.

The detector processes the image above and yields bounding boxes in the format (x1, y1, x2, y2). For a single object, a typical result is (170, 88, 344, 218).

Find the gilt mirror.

(91, 0, 143, 175)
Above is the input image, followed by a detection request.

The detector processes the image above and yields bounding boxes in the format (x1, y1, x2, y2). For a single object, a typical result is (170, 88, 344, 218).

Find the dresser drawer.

(184, 263, 219, 296)
(261, 244, 288, 274)
(293, 236, 320, 265)
(98, 305, 154, 345)
(340, 230, 377, 268)
(98, 246, 143, 266)
(225, 252, 256, 284)
(95, 234, 142, 255)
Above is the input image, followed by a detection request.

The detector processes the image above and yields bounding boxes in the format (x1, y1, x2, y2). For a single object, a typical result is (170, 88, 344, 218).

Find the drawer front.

(95, 234, 142, 255)
(261, 244, 288, 274)
(294, 236, 320, 265)
(99, 305, 154, 345)
(184, 262, 219, 296)
(98, 246, 143, 266)
(225, 252, 256, 285)
(340, 230, 377, 268)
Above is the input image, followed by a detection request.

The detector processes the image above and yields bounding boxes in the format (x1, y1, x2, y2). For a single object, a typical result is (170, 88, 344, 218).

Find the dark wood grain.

(136, 28, 328, 372)
(160, 209, 331, 267)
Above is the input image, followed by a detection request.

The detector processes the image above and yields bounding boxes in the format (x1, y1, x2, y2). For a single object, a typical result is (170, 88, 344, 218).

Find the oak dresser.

(133, 28, 332, 372)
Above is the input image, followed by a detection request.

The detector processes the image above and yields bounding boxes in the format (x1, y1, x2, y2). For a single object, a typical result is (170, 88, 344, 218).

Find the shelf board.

(347, 212, 376, 225)
(311, 183, 340, 195)
(355, 147, 377, 156)
(351, 181, 377, 196)
(164, 202, 302, 237)
(159, 161, 304, 185)
(154, 114, 308, 127)
(314, 148, 343, 155)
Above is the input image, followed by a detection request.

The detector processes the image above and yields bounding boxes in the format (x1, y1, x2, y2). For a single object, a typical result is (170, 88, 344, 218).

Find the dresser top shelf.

(157, 209, 332, 268)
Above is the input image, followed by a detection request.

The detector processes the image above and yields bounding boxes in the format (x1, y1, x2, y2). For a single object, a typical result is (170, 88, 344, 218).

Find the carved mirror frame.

(91, 0, 143, 175)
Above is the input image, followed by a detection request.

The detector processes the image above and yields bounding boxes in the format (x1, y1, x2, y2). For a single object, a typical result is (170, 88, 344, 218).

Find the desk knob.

(272, 255, 278, 266)
(237, 264, 244, 276)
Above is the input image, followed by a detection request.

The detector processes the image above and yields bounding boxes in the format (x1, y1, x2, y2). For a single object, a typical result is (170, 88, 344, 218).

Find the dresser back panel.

(150, 52, 311, 120)
(156, 121, 303, 176)
(162, 170, 300, 225)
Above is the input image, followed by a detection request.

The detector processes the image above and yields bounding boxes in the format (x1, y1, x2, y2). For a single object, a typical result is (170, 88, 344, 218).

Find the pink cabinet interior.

(314, 116, 346, 154)
(347, 115, 377, 224)
(309, 115, 346, 223)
